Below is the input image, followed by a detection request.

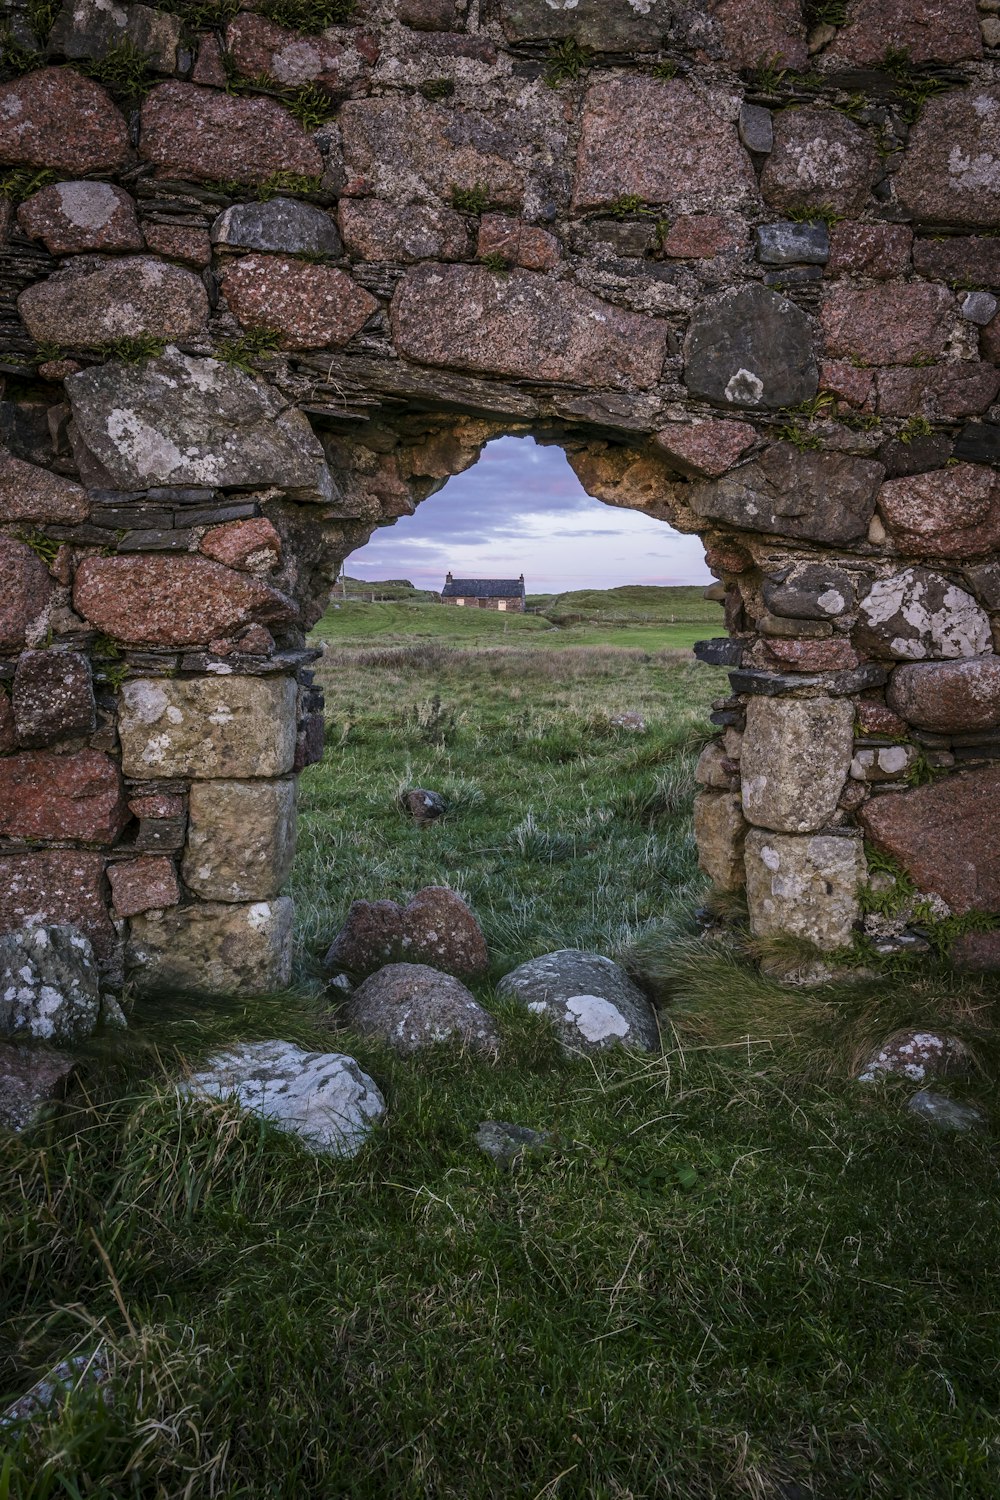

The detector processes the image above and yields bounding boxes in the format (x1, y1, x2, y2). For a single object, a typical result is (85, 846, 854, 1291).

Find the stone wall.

(1, 0, 999, 990)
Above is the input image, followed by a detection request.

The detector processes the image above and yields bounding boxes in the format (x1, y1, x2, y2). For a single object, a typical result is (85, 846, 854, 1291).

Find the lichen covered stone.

(18, 257, 209, 348)
(128, 898, 294, 994)
(118, 676, 297, 779)
(498, 950, 658, 1054)
(0, 925, 100, 1044)
(182, 779, 297, 902)
(745, 830, 866, 952)
(181, 1040, 385, 1156)
(741, 697, 854, 833)
(66, 347, 332, 501)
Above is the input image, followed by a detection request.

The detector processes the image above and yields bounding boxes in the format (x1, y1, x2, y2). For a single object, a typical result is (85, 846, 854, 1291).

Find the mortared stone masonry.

(1, 0, 999, 992)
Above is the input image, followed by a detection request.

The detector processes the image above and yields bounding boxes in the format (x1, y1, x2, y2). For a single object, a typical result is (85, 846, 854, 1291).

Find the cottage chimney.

(446, 571, 453, 582)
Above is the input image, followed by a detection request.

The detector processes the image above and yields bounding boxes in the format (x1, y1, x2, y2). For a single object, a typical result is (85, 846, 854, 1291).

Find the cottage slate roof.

(441, 577, 525, 598)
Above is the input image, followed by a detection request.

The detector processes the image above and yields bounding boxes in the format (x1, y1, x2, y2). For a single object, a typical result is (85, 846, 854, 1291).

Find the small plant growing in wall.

(882, 47, 954, 125)
(259, 0, 357, 32)
(81, 39, 157, 106)
(543, 38, 592, 89)
(787, 203, 843, 228)
(748, 53, 788, 96)
(15, 529, 61, 567)
(802, 0, 847, 28)
(0, 24, 44, 79)
(218, 329, 283, 373)
(419, 78, 455, 102)
(161, 0, 240, 31)
(450, 184, 490, 215)
(898, 415, 934, 444)
(0, 167, 57, 203)
(650, 59, 678, 81)
(97, 336, 167, 363)
(479, 252, 509, 276)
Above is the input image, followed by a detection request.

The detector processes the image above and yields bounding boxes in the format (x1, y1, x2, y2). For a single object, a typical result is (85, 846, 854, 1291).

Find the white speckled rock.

(857, 1030, 973, 1084)
(0, 925, 100, 1043)
(498, 950, 658, 1054)
(180, 1040, 385, 1156)
(1, 1349, 110, 1429)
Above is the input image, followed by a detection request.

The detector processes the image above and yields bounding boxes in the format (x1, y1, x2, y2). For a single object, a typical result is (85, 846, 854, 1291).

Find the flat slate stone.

(907, 1090, 982, 1132)
(180, 1040, 385, 1157)
(212, 197, 342, 256)
(689, 443, 882, 544)
(694, 638, 744, 666)
(498, 950, 658, 1054)
(683, 285, 817, 410)
(756, 222, 829, 265)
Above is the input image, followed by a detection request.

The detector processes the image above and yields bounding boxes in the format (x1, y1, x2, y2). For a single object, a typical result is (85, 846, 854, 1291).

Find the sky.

(345, 435, 711, 594)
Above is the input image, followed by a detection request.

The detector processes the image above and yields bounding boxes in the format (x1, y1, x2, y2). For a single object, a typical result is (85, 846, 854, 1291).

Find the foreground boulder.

(498, 950, 658, 1053)
(0, 925, 101, 1043)
(1, 1350, 110, 1429)
(180, 1040, 385, 1156)
(857, 1030, 973, 1085)
(324, 886, 488, 981)
(344, 963, 499, 1055)
(0, 1042, 76, 1133)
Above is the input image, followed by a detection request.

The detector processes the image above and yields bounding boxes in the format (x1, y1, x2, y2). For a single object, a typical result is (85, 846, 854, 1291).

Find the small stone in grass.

(907, 1089, 983, 1132)
(474, 1120, 552, 1167)
(401, 787, 447, 823)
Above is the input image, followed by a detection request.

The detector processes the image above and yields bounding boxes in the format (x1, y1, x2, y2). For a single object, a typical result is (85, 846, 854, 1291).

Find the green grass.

(3, 604, 1000, 1497)
(313, 584, 723, 654)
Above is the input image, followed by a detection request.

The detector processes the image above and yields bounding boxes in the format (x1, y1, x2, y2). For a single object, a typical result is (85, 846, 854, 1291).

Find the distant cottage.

(440, 573, 526, 612)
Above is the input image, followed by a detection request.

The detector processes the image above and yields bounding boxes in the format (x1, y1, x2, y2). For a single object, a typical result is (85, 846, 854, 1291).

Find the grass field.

(3, 595, 1000, 1499)
(313, 583, 724, 654)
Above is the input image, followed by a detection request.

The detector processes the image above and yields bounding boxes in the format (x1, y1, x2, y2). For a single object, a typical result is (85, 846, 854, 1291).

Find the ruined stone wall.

(1, 0, 999, 991)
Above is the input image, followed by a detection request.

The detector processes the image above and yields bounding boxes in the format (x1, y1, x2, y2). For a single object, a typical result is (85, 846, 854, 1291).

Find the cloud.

(348, 436, 710, 592)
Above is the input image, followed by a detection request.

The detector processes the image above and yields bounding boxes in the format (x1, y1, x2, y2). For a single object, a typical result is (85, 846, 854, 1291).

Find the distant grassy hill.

(529, 585, 721, 626)
(314, 583, 723, 652)
(338, 576, 439, 602)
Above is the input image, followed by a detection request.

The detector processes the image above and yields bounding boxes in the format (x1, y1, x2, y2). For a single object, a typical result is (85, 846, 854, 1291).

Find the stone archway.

(2, 0, 999, 992)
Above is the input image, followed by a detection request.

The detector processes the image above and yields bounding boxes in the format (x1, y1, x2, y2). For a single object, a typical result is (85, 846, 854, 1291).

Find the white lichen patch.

(564, 994, 630, 1042)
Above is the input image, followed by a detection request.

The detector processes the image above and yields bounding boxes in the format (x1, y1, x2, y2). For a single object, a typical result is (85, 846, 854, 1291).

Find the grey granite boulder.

(212, 198, 342, 256)
(66, 346, 333, 502)
(498, 950, 658, 1053)
(0, 925, 101, 1044)
(345, 962, 499, 1055)
(180, 1040, 385, 1157)
(0, 1042, 76, 1133)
